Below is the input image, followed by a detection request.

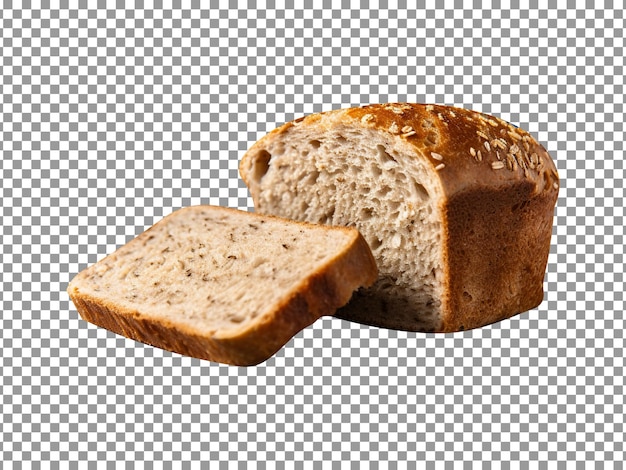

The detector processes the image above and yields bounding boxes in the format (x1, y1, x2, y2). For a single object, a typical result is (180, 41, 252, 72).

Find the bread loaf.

(67, 205, 377, 365)
(240, 103, 559, 332)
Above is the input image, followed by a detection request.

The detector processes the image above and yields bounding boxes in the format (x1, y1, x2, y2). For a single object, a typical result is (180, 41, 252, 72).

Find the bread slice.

(67, 205, 377, 365)
(240, 103, 559, 333)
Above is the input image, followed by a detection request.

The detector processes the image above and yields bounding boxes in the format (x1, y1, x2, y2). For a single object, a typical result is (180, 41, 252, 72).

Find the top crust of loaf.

(243, 103, 559, 202)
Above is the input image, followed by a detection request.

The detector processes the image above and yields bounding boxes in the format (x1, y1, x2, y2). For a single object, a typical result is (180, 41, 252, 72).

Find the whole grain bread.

(240, 103, 559, 332)
(67, 205, 377, 365)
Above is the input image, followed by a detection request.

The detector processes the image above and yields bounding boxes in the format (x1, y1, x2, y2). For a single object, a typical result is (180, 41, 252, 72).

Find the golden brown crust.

(346, 103, 559, 196)
(240, 103, 559, 333)
(67, 206, 377, 366)
(442, 184, 555, 332)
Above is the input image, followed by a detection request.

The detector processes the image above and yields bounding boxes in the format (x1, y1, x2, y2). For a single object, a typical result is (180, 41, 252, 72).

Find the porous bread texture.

(240, 103, 560, 333)
(245, 126, 444, 331)
(67, 205, 377, 365)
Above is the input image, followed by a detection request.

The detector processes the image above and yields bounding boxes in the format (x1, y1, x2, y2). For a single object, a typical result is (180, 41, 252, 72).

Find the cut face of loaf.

(67, 206, 377, 365)
(240, 103, 559, 332)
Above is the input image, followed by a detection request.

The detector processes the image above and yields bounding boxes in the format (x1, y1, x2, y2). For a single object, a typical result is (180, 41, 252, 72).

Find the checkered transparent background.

(1, 1, 624, 466)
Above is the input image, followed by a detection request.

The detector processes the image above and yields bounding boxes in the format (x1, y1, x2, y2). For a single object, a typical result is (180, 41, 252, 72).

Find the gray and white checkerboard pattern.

(1, 2, 624, 466)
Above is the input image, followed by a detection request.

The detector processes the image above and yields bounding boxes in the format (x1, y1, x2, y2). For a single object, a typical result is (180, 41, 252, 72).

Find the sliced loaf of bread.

(240, 103, 559, 333)
(67, 205, 377, 365)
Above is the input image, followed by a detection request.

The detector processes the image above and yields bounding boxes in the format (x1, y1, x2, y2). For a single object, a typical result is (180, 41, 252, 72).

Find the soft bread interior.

(71, 207, 360, 336)
(246, 125, 445, 331)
